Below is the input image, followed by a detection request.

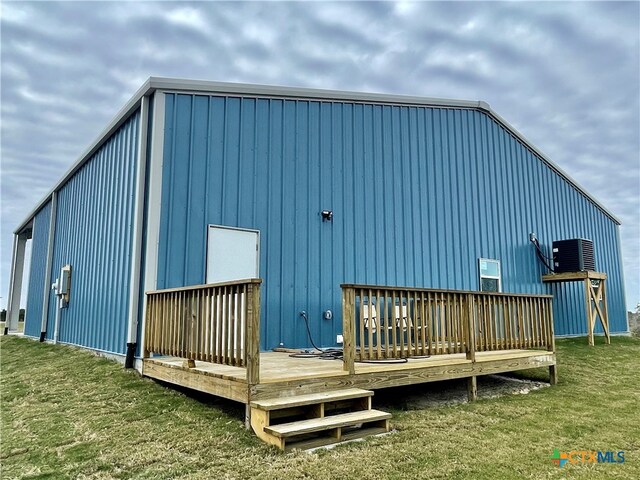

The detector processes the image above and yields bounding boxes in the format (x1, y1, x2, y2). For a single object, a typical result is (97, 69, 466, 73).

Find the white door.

(206, 225, 259, 283)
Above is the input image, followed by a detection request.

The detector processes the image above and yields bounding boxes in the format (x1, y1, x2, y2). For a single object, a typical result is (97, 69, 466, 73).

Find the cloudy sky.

(1, 1, 639, 310)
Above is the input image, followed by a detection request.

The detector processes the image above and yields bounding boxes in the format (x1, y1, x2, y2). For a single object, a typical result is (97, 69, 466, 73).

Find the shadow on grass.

(149, 378, 246, 420)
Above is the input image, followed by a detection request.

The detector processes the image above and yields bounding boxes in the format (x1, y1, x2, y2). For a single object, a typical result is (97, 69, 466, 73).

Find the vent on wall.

(552, 239, 595, 273)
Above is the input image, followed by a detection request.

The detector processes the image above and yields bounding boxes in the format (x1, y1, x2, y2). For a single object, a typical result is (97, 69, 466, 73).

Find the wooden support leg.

(601, 280, 610, 344)
(245, 404, 251, 430)
(584, 279, 594, 346)
(468, 376, 478, 402)
(549, 365, 558, 386)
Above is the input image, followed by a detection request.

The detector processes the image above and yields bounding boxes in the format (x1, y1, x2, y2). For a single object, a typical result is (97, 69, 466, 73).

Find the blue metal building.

(6, 78, 628, 364)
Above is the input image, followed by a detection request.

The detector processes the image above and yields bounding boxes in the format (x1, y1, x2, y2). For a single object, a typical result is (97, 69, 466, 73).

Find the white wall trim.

(126, 97, 150, 345)
(139, 91, 166, 356)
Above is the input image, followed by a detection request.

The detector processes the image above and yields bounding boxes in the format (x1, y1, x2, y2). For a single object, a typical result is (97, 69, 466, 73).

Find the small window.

(479, 258, 501, 292)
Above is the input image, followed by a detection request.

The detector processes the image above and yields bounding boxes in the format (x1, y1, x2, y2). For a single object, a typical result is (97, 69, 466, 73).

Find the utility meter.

(59, 264, 72, 306)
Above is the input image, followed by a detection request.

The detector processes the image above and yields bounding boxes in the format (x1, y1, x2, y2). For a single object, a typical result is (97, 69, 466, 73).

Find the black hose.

(299, 311, 323, 352)
(357, 358, 409, 364)
(531, 238, 555, 273)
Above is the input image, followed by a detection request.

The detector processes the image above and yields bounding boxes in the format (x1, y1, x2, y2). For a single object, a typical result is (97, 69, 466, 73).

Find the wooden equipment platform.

(542, 271, 610, 346)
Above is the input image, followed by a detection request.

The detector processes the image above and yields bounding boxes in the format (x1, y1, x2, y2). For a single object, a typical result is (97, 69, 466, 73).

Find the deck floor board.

(146, 349, 552, 386)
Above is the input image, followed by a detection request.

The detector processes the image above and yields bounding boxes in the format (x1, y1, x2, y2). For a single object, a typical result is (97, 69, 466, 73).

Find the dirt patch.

(373, 374, 549, 410)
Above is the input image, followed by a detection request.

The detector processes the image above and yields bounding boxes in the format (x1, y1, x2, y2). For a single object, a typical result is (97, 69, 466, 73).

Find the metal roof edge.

(480, 105, 621, 225)
(14, 76, 621, 233)
(147, 76, 486, 109)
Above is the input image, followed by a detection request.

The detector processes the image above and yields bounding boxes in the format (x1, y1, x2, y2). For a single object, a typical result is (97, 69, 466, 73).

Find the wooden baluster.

(527, 297, 534, 349)
(503, 296, 510, 350)
(227, 286, 234, 365)
(383, 291, 389, 359)
(412, 291, 419, 356)
(389, 290, 397, 358)
(426, 292, 433, 356)
(173, 292, 179, 358)
(445, 293, 453, 353)
(518, 297, 525, 350)
(491, 295, 496, 350)
(356, 289, 363, 360)
(399, 290, 406, 357)
(197, 289, 204, 361)
(144, 295, 152, 357)
(236, 285, 244, 366)
(466, 294, 476, 354)
(376, 289, 382, 360)
(419, 291, 427, 356)
(367, 288, 374, 360)
(534, 297, 541, 348)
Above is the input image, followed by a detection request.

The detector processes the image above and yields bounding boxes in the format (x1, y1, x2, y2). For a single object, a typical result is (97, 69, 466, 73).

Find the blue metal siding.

(44, 112, 140, 354)
(158, 94, 626, 349)
(24, 202, 52, 338)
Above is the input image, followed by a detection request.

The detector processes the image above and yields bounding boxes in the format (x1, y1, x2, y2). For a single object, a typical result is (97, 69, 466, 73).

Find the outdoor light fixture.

(321, 210, 333, 222)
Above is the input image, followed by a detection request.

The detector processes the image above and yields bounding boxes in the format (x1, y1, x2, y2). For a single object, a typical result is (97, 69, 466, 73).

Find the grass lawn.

(1, 335, 638, 479)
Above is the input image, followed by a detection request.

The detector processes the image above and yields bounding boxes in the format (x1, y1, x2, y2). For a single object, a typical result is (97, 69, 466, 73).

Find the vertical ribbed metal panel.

(44, 112, 140, 354)
(23, 201, 52, 338)
(158, 94, 626, 349)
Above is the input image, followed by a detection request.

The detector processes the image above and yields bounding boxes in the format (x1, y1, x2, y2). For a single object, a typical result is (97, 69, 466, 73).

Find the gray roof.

(14, 76, 621, 233)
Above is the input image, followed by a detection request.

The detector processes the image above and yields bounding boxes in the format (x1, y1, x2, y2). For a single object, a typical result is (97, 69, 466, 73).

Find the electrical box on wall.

(60, 264, 72, 305)
(552, 239, 595, 273)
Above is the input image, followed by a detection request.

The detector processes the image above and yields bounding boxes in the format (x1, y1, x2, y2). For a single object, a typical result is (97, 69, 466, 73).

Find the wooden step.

(250, 388, 373, 411)
(264, 409, 391, 438)
(285, 426, 390, 451)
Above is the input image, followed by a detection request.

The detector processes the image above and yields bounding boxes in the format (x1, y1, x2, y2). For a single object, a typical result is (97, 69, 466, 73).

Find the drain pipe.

(40, 192, 57, 342)
(125, 95, 149, 369)
(52, 283, 61, 344)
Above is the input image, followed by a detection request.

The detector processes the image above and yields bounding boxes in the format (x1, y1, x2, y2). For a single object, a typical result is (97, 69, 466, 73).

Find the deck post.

(245, 404, 252, 430)
(465, 293, 476, 363)
(546, 297, 556, 354)
(468, 376, 478, 402)
(246, 281, 261, 386)
(546, 297, 557, 385)
(342, 286, 356, 374)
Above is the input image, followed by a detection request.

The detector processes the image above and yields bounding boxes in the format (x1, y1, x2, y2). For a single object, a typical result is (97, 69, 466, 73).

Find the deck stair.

(249, 388, 391, 451)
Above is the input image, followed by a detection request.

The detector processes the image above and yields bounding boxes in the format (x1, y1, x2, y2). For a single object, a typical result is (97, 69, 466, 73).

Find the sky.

(1, 1, 639, 311)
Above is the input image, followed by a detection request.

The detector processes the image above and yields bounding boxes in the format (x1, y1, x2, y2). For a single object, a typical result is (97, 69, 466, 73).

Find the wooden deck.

(142, 280, 557, 448)
(143, 348, 556, 403)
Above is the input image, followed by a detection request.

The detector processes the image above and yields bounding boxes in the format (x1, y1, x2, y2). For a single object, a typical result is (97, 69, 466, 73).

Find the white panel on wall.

(206, 225, 259, 283)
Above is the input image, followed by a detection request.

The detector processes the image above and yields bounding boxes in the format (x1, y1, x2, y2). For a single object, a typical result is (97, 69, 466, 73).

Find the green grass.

(1, 336, 638, 479)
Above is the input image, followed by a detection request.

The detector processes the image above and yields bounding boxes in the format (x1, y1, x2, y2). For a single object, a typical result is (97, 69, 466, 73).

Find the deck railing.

(144, 278, 261, 384)
(341, 284, 554, 373)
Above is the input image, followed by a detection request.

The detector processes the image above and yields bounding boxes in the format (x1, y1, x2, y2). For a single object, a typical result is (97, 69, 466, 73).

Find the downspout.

(40, 192, 57, 342)
(53, 292, 61, 344)
(125, 95, 150, 368)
